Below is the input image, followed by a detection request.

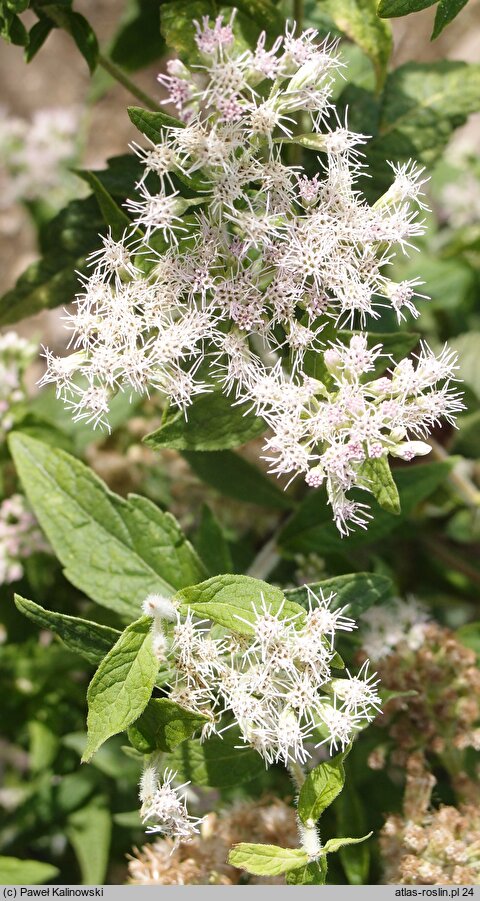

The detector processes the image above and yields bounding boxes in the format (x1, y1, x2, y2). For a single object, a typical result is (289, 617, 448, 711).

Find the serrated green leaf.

(229, 844, 308, 877)
(127, 104, 184, 137)
(279, 461, 451, 554)
(0, 195, 102, 327)
(0, 857, 59, 885)
(432, 0, 468, 38)
(377, 0, 437, 14)
(160, 0, 215, 58)
(318, 0, 392, 90)
(284, 573, 393, 618)
(175, 574, 305, 635)
(127, 698, 206, 753)
(75, 169, 131, 239)
(357, 456, 401, 515)
(362, 62, 480, 198)
(165, 727, 265, 787)
(183, 450, 293, 510)
(14, 595, 120, 664)
(321, 834, 372, 855)
(111, 1, 165, 72)
(298, 749, 348, 825)
(145, 391, 266, 451)
(193, 505, 234, 576)
(286, 858, 328, 885)
(67, 797, 111, 884)
(83, 616, 158, 761)
(335, 779, 370, 884)
(9, 434, 206, 618)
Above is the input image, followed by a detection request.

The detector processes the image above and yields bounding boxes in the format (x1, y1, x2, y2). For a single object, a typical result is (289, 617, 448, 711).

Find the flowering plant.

(0, 0, 479, 888)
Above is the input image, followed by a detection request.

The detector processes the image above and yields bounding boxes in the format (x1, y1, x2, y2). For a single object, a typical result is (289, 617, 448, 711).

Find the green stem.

(293, 0, 304, 31)
(288, 763, 322, 858)
(98, 53, 161, 112)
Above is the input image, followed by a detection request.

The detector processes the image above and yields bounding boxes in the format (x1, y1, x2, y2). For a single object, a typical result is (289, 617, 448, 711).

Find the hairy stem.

(288, 762, 322, 857)
(98, 53, 162, 111)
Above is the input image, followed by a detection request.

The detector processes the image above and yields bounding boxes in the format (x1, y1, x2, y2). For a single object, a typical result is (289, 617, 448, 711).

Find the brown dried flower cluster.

(367, 622, 480, 767)
(380, 754, 480, 884)
(127, 796, 298, 885)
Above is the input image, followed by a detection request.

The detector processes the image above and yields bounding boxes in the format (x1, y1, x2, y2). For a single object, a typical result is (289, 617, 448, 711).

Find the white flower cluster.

(143, 588, 381, 767)
(0, 493, 50, 585)
(139, 765, 203, 844)
(40, 16, 461, 532)
(0, 331, 36, 441)
(0, 106, 80, 220)
(361, 596, 429, 661)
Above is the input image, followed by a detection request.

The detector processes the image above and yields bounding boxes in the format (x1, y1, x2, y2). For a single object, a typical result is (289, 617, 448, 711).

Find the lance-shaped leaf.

(317, 0, 392, 91)
(228, 844, 309, 877)
(378, 0, 437, 14)
(127, 698, 207, 753)
(165, 728, 265, 787)
(9, 434, 206, 618)
(67, 797, 111, 884)
(83, 616, 158, 761)
(144, 391, 266, 451)
(432, 0, 469, 38)
(183, 450, 293, 510)
(128, 105, 185, 137)
(357, 456, 401, 515)
(298, 749, 349, 825)
(74, 169, 131, 240)
(0, 857, 59, 886)
(284, 573, 393, 619)
(14, 595, 120, 665)
(175, 574, 305, 635)
(321, 834, 372, 855)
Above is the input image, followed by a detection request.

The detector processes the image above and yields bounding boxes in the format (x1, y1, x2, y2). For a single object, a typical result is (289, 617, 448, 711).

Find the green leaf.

(14, 595, 120, 665)
(335, 780, 370, 884)
(127, 698, 207, 753)
(0, 195, 102, 326)
(286, 858, 327, 885)
(83, 616, 158, 761)
(377, 0, 437, 14)
(110, 1, 165, 72)
(432, 0, 468, 38)
(183, 450, 293, 510)
(228, 844, 308, 877)
(318, 0, 392, 90)
(165, 728, 265, 787)
(9, 434, 206, 618)
(0, 856, 59, 885)
(75, 169, 131, 239)
(175, 574, 305, 635)
(127, 104, 184, 137)
(25, 16, 53, 60)
(144, 391, 266, 451)
(67, 797, 111, 884)
(284, 573, 393, 619)
(357, 456, 401, 515)
(298, 749, 348, 825)
(279, 461, 452, 554)
(448, 332, 480, 400)
(363, 62, 480, 198)
(456, 622, 480, 659)
(160, 0, 215, 58)
(321, 834, 372, 855)
(193, 505, 234, 576)
(222, 0, 284, 34)
(65, 10, 98, 73)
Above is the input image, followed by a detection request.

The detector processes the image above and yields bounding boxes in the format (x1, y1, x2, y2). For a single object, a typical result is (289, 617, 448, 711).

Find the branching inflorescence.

(41, 16, 463, 533)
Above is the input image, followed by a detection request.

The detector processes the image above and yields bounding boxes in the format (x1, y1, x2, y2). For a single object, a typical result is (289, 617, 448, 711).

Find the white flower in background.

(361, 596, 430, 660)
(0, 331, 37, 442)
(143, 586, 381, 767)
(139, 766, 203, 844)
(0, 106, 81, 223)
(0, 494, 50, 585)
(40, 17, 462, 533)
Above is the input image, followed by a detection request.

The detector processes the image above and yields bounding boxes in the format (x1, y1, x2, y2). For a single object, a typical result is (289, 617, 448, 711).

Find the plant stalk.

(98, 53, 161, 112)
